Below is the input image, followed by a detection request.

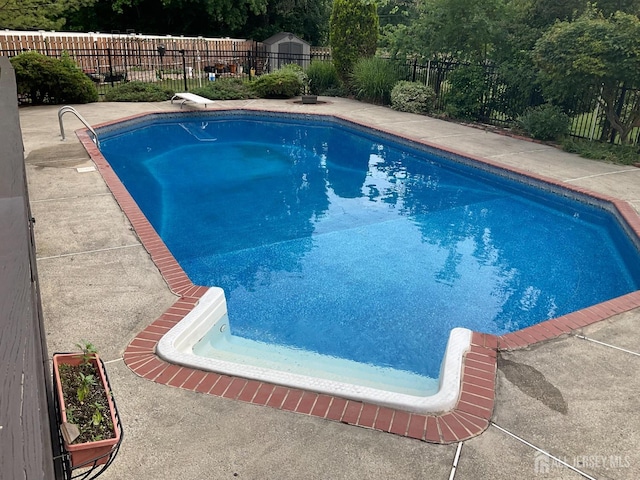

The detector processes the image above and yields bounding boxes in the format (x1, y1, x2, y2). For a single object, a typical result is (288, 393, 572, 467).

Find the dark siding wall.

(0, 56, 58, 479)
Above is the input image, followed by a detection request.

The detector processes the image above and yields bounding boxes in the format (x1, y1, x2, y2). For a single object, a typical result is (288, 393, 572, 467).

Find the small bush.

(191, 78, 256, 100)
(391, 81, 436, 114)
(562, 138, 640, 165)
(251, 68, 303, 98)
(518, 104, 569, 141)
(444, 65, 488, 121)
(351, 57, 398, 105)
(305, 61, 341, 95)
(103, 81, 174, 102)
(10, 51, 98, 105)
(280, 63, 310, 91)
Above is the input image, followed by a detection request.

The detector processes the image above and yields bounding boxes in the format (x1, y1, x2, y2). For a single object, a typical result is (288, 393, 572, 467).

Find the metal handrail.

(58, 106, 98, 145)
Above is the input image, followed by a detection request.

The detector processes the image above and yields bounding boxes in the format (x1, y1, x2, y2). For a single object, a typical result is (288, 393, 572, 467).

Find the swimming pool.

(97, 111, 640, 410)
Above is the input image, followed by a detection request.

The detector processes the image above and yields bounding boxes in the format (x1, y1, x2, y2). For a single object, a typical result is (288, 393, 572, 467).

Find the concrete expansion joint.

(30, 192, 113, 204)
(487, 148, 550, 158)
(447, 442, 463, 480)
(36, 243, 143, 260)
(491, 423, 597, 480)
(103, 357, 124, 365)
(574, 334, 640, 357)
(565, 168, 640, 183)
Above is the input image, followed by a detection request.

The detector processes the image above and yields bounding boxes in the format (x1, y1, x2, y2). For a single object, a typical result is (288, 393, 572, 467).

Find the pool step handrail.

(58, 105, 98, 145)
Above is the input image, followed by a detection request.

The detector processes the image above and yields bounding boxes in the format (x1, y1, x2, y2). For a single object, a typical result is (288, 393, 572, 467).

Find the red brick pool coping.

(77, 108, 640, 444)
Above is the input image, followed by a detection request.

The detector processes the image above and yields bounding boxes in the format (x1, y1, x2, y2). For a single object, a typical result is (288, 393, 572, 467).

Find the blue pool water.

(99, 113, 640, 379)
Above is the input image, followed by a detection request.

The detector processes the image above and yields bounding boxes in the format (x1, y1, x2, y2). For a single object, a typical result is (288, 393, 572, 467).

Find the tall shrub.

(329, 0, 379, 82)
(351, 57, 397, 104)
(305, 61, 341, 95)
(10, 51, 98, 105)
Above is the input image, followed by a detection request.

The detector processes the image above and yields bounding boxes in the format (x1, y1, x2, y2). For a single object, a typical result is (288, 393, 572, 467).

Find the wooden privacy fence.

(1, 30, 331, 84)
(0, 30, 253, 73)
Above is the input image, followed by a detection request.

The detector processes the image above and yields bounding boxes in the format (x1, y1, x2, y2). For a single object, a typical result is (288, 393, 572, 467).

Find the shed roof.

(262, 32, 310, 46)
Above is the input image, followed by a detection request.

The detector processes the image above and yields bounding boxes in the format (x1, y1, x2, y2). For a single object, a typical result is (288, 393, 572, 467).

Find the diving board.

(171, 93, 214, 109)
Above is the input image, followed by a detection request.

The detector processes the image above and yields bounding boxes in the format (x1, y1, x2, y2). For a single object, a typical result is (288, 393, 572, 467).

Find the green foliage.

(280, 63, 307, 84)
(350, 56, 398, 105)
(390, 81, 435, 114)
(191, 78, 256, 100)
(63, 0, 332, 44)
(383, 0, 505, 62)
(91, 402, 104, 426)
(251, 68, 303, 98)
(10, 51, 98, 105)
(525, 0, 586, 29)
(534, 9, 640, 143)
(0, 0, 67, 29)
(75, 341, 97, 366)
(321, 86, 349, 97)
(305, 61, 341, 95)
(76, 372, 97, 403)
(382, 0, 640, 63)
(279, 64, 313, 94)
(443, 65, 487, 121)
(103, 81, 174, 102)
(65, 406, 76, 425)
(562, 138, 640, 165)
(493, 54, 544, 120)
(245, 0, 332, 45)
(518, 104, 569, 141)
(330, 0, 380, 81)
(111, 0, 268, 31)
(58, 359, 114, 443)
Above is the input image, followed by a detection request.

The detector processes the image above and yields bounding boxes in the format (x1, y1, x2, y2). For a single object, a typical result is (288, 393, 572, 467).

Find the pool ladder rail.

(58, 106, 99, 146)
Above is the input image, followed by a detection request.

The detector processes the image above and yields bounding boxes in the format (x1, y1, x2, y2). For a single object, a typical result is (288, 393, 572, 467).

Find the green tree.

(64, 0, 329, 43)
(245, 0, 332, 45)
(383, 0, 505, 62)
(377, 0, 415, 29)
(329, 0, 379, 81)
(111, 0, 269, 32)
(377, 0, 419, 58)
(0, 0, 92, 30)
(534, 10, 640, 143)
(64, 0, 269, 37)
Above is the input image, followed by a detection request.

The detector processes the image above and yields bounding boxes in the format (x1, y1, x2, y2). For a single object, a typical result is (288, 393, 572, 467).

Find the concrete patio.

(20, 97, 640, 479)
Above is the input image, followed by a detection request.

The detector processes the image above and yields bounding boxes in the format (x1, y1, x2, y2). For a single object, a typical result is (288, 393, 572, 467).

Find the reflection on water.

(100, 116, 640, 377)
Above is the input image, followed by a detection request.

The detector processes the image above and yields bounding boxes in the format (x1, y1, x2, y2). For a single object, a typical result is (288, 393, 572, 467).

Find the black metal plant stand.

(52, 355, 123, 480)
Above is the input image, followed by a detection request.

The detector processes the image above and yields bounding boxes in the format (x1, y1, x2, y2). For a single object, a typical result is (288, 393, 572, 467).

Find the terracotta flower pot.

(53, 353, 121, 468)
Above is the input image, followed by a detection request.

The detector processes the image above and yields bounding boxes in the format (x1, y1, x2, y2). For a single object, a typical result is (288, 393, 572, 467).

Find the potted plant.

(53, 342, 121, 468)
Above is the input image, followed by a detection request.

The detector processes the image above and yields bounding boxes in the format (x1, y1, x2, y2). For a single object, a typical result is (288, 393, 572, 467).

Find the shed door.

(278, 41, 303, 67)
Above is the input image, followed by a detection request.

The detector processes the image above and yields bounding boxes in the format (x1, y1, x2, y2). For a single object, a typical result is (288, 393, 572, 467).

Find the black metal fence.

(3, 43, 638, 145)
(1, 44, 331, 97)
(393, 59, 640, 145)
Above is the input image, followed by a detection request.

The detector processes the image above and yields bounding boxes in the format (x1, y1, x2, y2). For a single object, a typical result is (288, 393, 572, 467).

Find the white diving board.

(171, 93, 214, 108)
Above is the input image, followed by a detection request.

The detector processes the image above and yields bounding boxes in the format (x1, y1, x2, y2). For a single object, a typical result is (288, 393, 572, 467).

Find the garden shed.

(262, 32, 310, 70)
